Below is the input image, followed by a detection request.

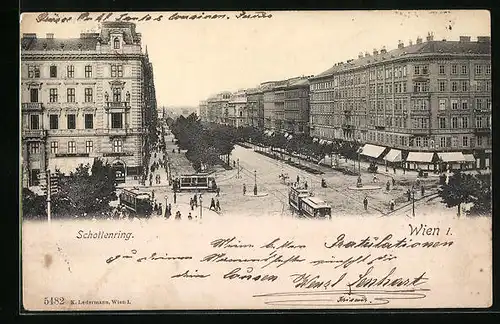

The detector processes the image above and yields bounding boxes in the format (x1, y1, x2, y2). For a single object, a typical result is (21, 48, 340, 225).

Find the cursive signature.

(106, 250, 192, 264)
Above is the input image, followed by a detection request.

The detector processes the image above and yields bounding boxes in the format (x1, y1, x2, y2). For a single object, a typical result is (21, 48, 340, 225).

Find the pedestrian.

(173, 192, 177, 204)
(154, 201, 158, 212)
(407, 189, 411, 202)
(363, 196, 368, 210)
(158, 203, 163, 216)
(149, 173, 153, 182)
(386, 181, 391, 191)
(190, 198, 194, 210)
(151, 190, 155, 200)
(297, 175, 300, 184)
(188, 212, 192, 220)
(390, 199, 395, 211)
(421, 186, 425, 197)
(193, 194, 198, 207)
(392, 177, 396, 186)
(175, 211, 181, 220)
(393, 166, 396, 174)
(210, 198, 216, 211)
(149, 178, 152, 186)
(216, 187, 220, 197)
(243, 183, 246, 195)
(216, 199, 221, 212)
(304, 181, 308, 190)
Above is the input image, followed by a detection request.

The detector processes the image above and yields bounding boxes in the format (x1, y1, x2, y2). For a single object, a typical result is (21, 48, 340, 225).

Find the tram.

(119, 188, 153, 217)
(174, 172, 218, 192)
(288, 186, 332, 219)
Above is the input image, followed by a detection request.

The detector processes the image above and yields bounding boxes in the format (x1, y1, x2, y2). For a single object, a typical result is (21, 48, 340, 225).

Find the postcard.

(20, 10, 492, 310)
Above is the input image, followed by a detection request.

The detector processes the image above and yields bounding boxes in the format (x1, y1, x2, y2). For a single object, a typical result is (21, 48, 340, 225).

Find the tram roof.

(180, 172, 215, 177)
(302, 197, 331, 209)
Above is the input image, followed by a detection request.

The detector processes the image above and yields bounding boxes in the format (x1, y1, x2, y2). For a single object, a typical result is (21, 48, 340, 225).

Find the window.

(413, 82, 429, 92)
(67, 65, 74, 78)
(422, 65, 429, 75)
(30, 88, 38, 102)
(439, 99, 447, 110)
(112, 88, 121, 102)
(476, 98, 483, 110)
(84, 114, 93, 129)
(49, 88, 58, 102)
(475, 65, 482, 74)
(413, 99, 428, 110)
(111, 64, 123, 77)
(85, 65, 92, 78)
(67, 88, 75, 103)
(111, 113, 123, 129)
(451, 117, 458, 128)
(438, 80, 447, 92)
(84, 88, 93, 103)
(461, 65, 468, 74)
(86, 140, 93, 153)
(462, 116, 469, 128)
(461, 80, 468, 92)
(439, 117, 446, 129)
(50, 141, 58, 154)
(67, 114, 76, 129)
(50, 65, 57, 78)
(439, 65, 445, 74)
(30, 115, 39, 130)
(49, 114, 58, 129)
(415, 137, 422, 147)
(477, 136, 483, 146)
(29, 142, 40, 154)
(423, 137, 428, 147)
(113, 37, 120, 49)
(402, 66, 407, 76)
(451, 65, 457, 74)
(414, 66, 420, 75)
(451, 99, 458, 110)
(28, 65, 40, 78)
(462, 136, 468, 147)
(476, 116, 483, 128)
(485, 64, 491, 74)
(486, 98, 491, 110)
(113, 139, 123, 153)
(451, 81, 458, 92)
(440, 137, 447, 148)
(68, 141, 76, 153)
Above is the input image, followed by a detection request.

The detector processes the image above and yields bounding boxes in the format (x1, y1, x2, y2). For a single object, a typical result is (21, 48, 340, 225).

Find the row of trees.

(22, 159, 117, 220)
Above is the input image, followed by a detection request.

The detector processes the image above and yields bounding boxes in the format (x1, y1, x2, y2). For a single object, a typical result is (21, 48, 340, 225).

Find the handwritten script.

(103, 230, 456, 306)
(34, 11, 273, 24)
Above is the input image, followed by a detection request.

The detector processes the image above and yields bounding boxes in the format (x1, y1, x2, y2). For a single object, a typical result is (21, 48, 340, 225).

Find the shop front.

(405, 151, 435, 171)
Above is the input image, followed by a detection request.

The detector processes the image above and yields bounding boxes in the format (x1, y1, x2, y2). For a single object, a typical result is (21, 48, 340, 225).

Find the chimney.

(373, 48, 378, 55)
(416, 36, 422, 44)
(380, 46, 387, 54)
(398, 40, 404, 49)
(358, 52, 364, 58)
(477, 36, 491, 43)
(409, 39, 413, 46)
(22, 33, 37, 39)
(426, 32, 434, 42)
(459, 36, 471, 42)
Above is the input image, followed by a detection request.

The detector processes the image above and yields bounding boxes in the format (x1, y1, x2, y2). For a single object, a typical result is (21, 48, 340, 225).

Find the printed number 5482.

(44, 297, 65, 305)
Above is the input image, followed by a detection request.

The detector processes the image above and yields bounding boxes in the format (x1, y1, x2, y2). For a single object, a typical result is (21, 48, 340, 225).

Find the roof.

(303, 197, 330, 209)
(313, 40, 491, 79)
(21, 37, 99, 51)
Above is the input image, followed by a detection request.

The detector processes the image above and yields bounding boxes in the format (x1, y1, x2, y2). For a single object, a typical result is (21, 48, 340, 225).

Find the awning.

(383, 149, 402, 162)
(327, 140, 333, 145)
(319, 139, 326, 145)
(287, 134, 293, 140)
(437, 152, 466, 162)
(406, 152, 434, 163)
(48, 157, 94, 175)
(359, 144, 386, 159)
(284, 132, 289, 137)
(463, 154, 476, 162)
(313, 137, 319, 142)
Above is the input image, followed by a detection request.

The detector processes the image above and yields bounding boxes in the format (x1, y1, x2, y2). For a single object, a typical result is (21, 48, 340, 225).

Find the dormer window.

(114, 37, 120, 49)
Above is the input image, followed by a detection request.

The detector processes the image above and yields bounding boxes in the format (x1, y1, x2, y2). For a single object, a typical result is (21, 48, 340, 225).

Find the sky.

(20, 10, 490, 107)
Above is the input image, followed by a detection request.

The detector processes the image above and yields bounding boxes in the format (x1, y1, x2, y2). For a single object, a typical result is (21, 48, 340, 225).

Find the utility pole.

(237, 158, 240, 179)
(412, 188, 415, 218)
(46, 169, 51, 224)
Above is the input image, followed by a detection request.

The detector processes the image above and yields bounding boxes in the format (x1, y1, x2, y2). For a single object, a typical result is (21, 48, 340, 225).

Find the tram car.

(119, 188, 153, 217)
(288, 187, 332, 219)
(174, 172, 218, 192)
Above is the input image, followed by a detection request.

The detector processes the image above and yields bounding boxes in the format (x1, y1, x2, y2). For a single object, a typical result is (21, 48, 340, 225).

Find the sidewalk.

(163, 134, 196, 178)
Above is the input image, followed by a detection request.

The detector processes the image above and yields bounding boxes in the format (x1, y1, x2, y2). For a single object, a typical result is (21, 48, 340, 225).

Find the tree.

(21, 188, 47, 220)
(438, 171, 492, 217)
(51, 158, 117, 218)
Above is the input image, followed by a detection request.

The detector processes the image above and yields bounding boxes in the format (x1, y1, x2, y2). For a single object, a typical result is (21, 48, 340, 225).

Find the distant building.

(309, 33, 491, 170)
(228, 90, 249, 128)
(20, 22, 157, 187)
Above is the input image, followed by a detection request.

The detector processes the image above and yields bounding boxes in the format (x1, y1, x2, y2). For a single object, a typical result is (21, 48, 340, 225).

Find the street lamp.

(411, 184, 416, 218)
(199, 195, 203, 220)
(254, 170, 258, 195)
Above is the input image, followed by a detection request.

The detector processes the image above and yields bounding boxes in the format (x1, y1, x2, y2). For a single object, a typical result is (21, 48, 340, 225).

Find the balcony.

(474, 127, 491, 135)
(22, 129, 46, 139)
(101, 128, 129, 137)
(408, 128, 431, 135)
(342, 124, 356, 130)
(22, 102, 43, 111)
(105, 101, 130, 110)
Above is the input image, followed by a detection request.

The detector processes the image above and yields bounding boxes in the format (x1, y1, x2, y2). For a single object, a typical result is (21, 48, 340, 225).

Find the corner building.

(21, 22, 157, 187)
(309, 34, 491, 170)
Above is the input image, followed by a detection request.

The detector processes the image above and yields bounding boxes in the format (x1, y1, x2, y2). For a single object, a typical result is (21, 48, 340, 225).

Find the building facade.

(21, 21, 157, 187)
(228, 90, 249, 128)
(246, 87, 264, 129)
(309, 34, 491, 169)
(284, 77, 310, 135)
(198, 100, 208, 121)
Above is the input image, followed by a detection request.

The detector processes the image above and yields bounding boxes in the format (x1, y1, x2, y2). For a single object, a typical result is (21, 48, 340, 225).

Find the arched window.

(113, 37, 120, 49)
